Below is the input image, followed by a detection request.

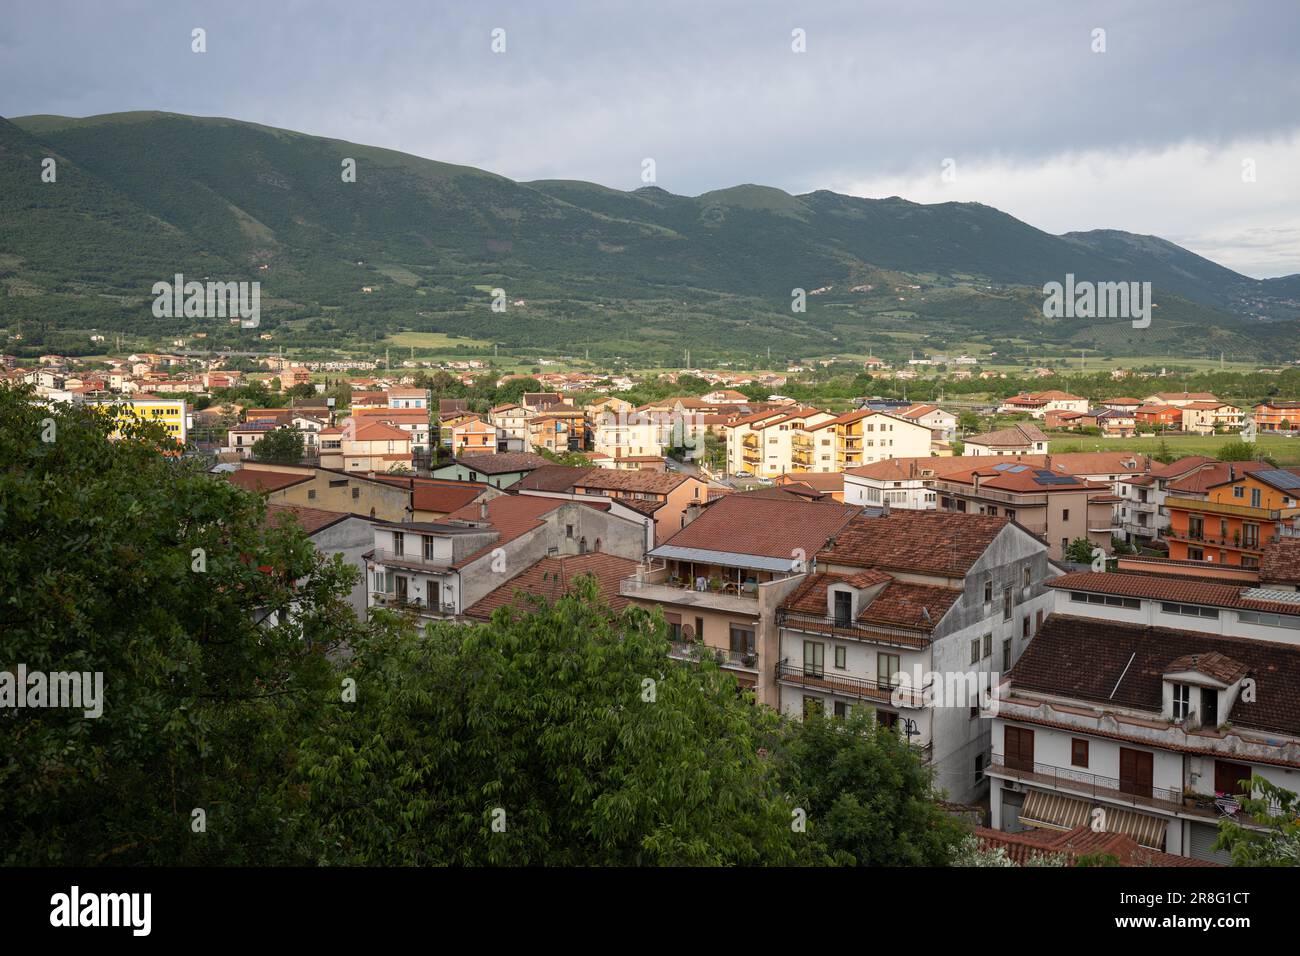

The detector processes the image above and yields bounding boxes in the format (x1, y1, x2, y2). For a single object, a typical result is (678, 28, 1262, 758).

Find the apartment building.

(319, 420, 413, 473)
(1115, 456, 1217, 545)
(1165, 464, 1300, 568)
(729, 407, 839, 478)
(1181, 401, 1244, 435)
(489, 403, 529, 452)
(264, 504, 377, 618)
(963, 423, 1049, 456)
(804, 409, 933, 470)
(528, 404, 586, 453)
(431, 452, 550, 489)
(367, 495, 646, 620)
(449, 416, 497, 456)
(1135, 403, 1184, 429)
(90, 394, 190, 444)
(778, 510, 1054, 804)
(620, 495, 861, 701)
(897, 403, 958, 441)
(1143, 391, 1220, 408)
(986, 570, 1300, 863)
(997, 391, 1088, 418)
(1254, 400, 1300, 433)
(932, 461, 1117, 561)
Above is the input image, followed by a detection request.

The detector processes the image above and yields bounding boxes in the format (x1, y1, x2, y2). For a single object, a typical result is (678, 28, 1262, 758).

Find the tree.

(958, 411, 982, 434)
(1216, 440, 1257, 462)
(252, 425, 305, 463)
(772, 711, 965, 866)
(493, 376, 543, 407)
(294, 580, 805, 865)
(1065, 537, 1098, 564)
(1215, 776, 1300, 866)
(0, 384, 384, 865)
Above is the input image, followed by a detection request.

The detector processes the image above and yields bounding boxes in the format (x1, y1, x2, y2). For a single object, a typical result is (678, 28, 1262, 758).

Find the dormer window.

(1172, 683, 1191, 721)
(833, 590, 853, 626)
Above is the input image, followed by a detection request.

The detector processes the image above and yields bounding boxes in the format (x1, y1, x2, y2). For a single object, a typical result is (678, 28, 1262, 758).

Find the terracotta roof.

(353, 421, 410, 442)
(1261, 537, 1300, 585)
(462, 552, 641, 620)
(1152, 392, 1218, 401)
(453, 452, 548, 475)
(775, 471, 844, 493)
(1009, 614, 1300, 738)
(1166, 460, 1269, 494)
(972, 826, 1219, 867)
(966, 423, 1048, 447)
(513, 464, 593, 492)
(658, 495, 859, 560)
(575, 468, 693, 495)
(1165, 651, 1248, 685)
(225, 469, 312, 493)
(1049, 570, 1300, 616)
(1148, 455, 1217, 479)
(781, 571, 960, 630)
(370, 476, 487, 514)
(819, 511, 1011, 577)
(440, 495, 577, 567)
(844, 456, 978, 480)
(263, 504, 354, 535)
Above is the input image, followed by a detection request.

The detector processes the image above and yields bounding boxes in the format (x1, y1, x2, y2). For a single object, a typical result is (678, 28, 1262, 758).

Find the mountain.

(1, 110, 1297, 364)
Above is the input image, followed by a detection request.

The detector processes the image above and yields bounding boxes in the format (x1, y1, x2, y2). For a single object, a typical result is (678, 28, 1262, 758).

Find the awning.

(1020, 790, 1168, 849)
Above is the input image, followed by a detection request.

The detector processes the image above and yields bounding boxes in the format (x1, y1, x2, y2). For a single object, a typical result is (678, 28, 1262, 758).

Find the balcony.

(371, 592, 457, 616)
(370, 548, 452, 571)
(670, 641, 758, 670)
(1164, 529, 1268, 552)
(988, 753, 1185, 815)
(1165, 496, 1296, 521)
(775, 659, 930, 708)
(777, 609, 932, 649)
(620, 575, 760, 616)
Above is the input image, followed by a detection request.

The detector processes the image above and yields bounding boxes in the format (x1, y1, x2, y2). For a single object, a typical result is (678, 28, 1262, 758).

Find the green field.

(1048, 433, 1300, 465)
(384, 331, 493, 350)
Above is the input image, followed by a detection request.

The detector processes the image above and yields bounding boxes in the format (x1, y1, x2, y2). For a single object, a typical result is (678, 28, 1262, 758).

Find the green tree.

(252, 425, 305, 463)
(1216, 440, 1257, 461)
(773, 711, 965, 866)
(493, 376, 543, 407)
(958, 411, 982, 434)
(1215, 776, 1300, 865)
(295, 580, 805, 865)
(0, 384, 382, 865)
(1065, 537, 1098, 564)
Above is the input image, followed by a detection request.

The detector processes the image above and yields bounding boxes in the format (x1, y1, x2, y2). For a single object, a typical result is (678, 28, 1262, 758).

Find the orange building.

(1254, 400, 1300, 433)
(1165, 464, 1300, 568)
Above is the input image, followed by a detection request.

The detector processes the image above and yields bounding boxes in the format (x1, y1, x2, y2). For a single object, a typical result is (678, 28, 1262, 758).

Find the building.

(488, 403, 529, 452)
(985, 571, 1300, 863)
(1135, 403, 1184, 429)
(431, 452, 550, 489)
(803, 409, 934, 471)
(462, 552, 641, 621)
(778, 510, 1054, 804)
(319, 420, 413, 474)
(366, 495, 647, 621)
(1115, 456, 1218, 545)
(963, 423, 1049, 456)
(897, 403, 958, 442)
(449, 416, 497, 457)
(264, 504, 377, 618)
(620, 495, 862, 702)
(90, 395, 190, 445)
(1254, 400, 1300, 433)
(571, 468, 707, 544)
(997, 391, 1088, 418)
(528, 404, 586, 453)
(1143, 391, 1220, 408)
(1165, 464, 1300, 568)
(1181, 401, 1244, 435)
(932, 461, 1117, 561)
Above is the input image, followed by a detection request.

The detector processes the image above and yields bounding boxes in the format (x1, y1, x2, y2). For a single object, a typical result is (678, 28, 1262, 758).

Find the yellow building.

(91, 394, 189, 444)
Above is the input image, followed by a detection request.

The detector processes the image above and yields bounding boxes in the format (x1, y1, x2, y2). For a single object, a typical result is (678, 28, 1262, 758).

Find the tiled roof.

(453, 452, 549, 475)
(775, 471, 844, 493)
(972, 826, 1219, 867)
(940, 463, 1100, 494)
(1261, 537, 1300, 585)
(441, 495, 574, 567)
(1166, 651, 1248, 685)
(966, 423, 1048, 447)
(1166, 460, 1269, 494)
(844, 456, 978, 480)
(1147, 455, 1217, 479)
(263, 504, 353, 535)
(513, 464, 593, 492)
(1049, 570, 1300, 616)
(1008, 614, 1300, 738)
(781, 571, 960, 630)
(353, 421, 410, 442)
(659, 495, 859, 560)
(575, 468, 692, 495)
(462, 552, 641, 620)
(819, 511, 1011, 576)
(225, 469, 312, 493)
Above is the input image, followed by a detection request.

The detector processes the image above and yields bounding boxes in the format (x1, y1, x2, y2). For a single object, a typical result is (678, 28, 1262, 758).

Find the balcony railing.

(1164, 529, 1269, 551)
(372, 593, 457, 616)
(1165, 497, 1296, 521)
(620, 576, 760, 614)
(370, 548, 452, 571)
(775, 659, 930, 708)
(988, 753, 1184, 812)
(777, 609, 932, 648)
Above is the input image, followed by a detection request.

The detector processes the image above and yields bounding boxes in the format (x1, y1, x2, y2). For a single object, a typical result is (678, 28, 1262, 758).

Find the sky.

(3, 0, 1298, 278)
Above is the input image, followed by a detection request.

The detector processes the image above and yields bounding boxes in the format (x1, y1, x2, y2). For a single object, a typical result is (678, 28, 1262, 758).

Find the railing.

(621, 575, 759, 600)
(775, 659, 930, 707)
(1164, 497, 1292, 521)
(372, 593, 456, 615)
(1164, 529, 1267, 551)
(669, 642, 758, 669)
(989, 753, 1183, 811)
(370, 548, 452, 570)
(777, 609, 932, 648)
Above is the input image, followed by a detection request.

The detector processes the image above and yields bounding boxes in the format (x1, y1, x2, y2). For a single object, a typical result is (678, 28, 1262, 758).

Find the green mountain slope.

(1, 110, 1296, 364)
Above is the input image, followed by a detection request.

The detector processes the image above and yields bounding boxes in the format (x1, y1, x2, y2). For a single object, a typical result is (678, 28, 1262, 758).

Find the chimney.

(479, 500, 489, 520)
(1229, 465, 1236, 482)
(882, 499, 891, 517)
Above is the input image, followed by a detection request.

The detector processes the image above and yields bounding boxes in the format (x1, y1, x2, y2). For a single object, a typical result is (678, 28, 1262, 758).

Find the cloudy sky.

(3, 0, 1298, 277)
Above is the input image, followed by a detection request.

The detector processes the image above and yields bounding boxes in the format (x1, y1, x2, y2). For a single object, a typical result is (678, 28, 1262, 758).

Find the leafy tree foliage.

(252, 425, 305, 463)
(1215, 776, 1300, 866)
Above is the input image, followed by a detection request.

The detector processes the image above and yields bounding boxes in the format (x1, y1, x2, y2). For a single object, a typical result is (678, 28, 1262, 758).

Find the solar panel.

(992, 462, 1013, 471)
(1260, 469, 1300, 490)
(1007, 464, 1029, 473)
(1242, 588, 1300, 606)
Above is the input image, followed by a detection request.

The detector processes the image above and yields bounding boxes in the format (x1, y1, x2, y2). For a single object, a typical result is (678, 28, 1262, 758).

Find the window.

(1062, 509, 1070, 521)
(1251, 488, 1262, 508)
(307, 489, 317, 500)
(1069, 591, 1140, 609)
(877, 653, 899, 688)
(876, 710, 899, 731)
(982, 633, 992, 658)
(1002, 638, 1012, 672)
(1006, 508, 1015, 521)
(1071, 738, 1089, 768)
(833, 590, 852, 626)
(352, 487, 360, 499)
(834, 645, 847, 669)
(802, 641, 823, 676)
(731, 625, 756, 655)
(1022, 566, 1032, 589)
(1172, 683, 1191, 720)
(391, 531, 404, 555)
(975, 753, 985, 782)
(970, 638, 980, 665)
(833, 700, 848, 720)
(1233, 486, 1244, 499)
(1002, 587, 1013, 621)
(983, 581, 993, 605)
(695, 617, 704, 641)
(1022, 616, 1030, 639)
(566, 524, 574, 539)
(1161, 602, 1219, 619)
(1239, 609, 1300, 627)
(665, 612, 683, 642)
(423, 536, 436, 561)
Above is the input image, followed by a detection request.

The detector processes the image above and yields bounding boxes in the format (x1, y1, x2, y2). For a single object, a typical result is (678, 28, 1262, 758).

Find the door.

(1004, 726, 1034, 772)
(1200, 688, 1218, 728)
(1214, 760, 1252, 798)
(1119, 748, 1154, 798)
(394, 575, 409, 603)
(803, 641, 824, 677)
